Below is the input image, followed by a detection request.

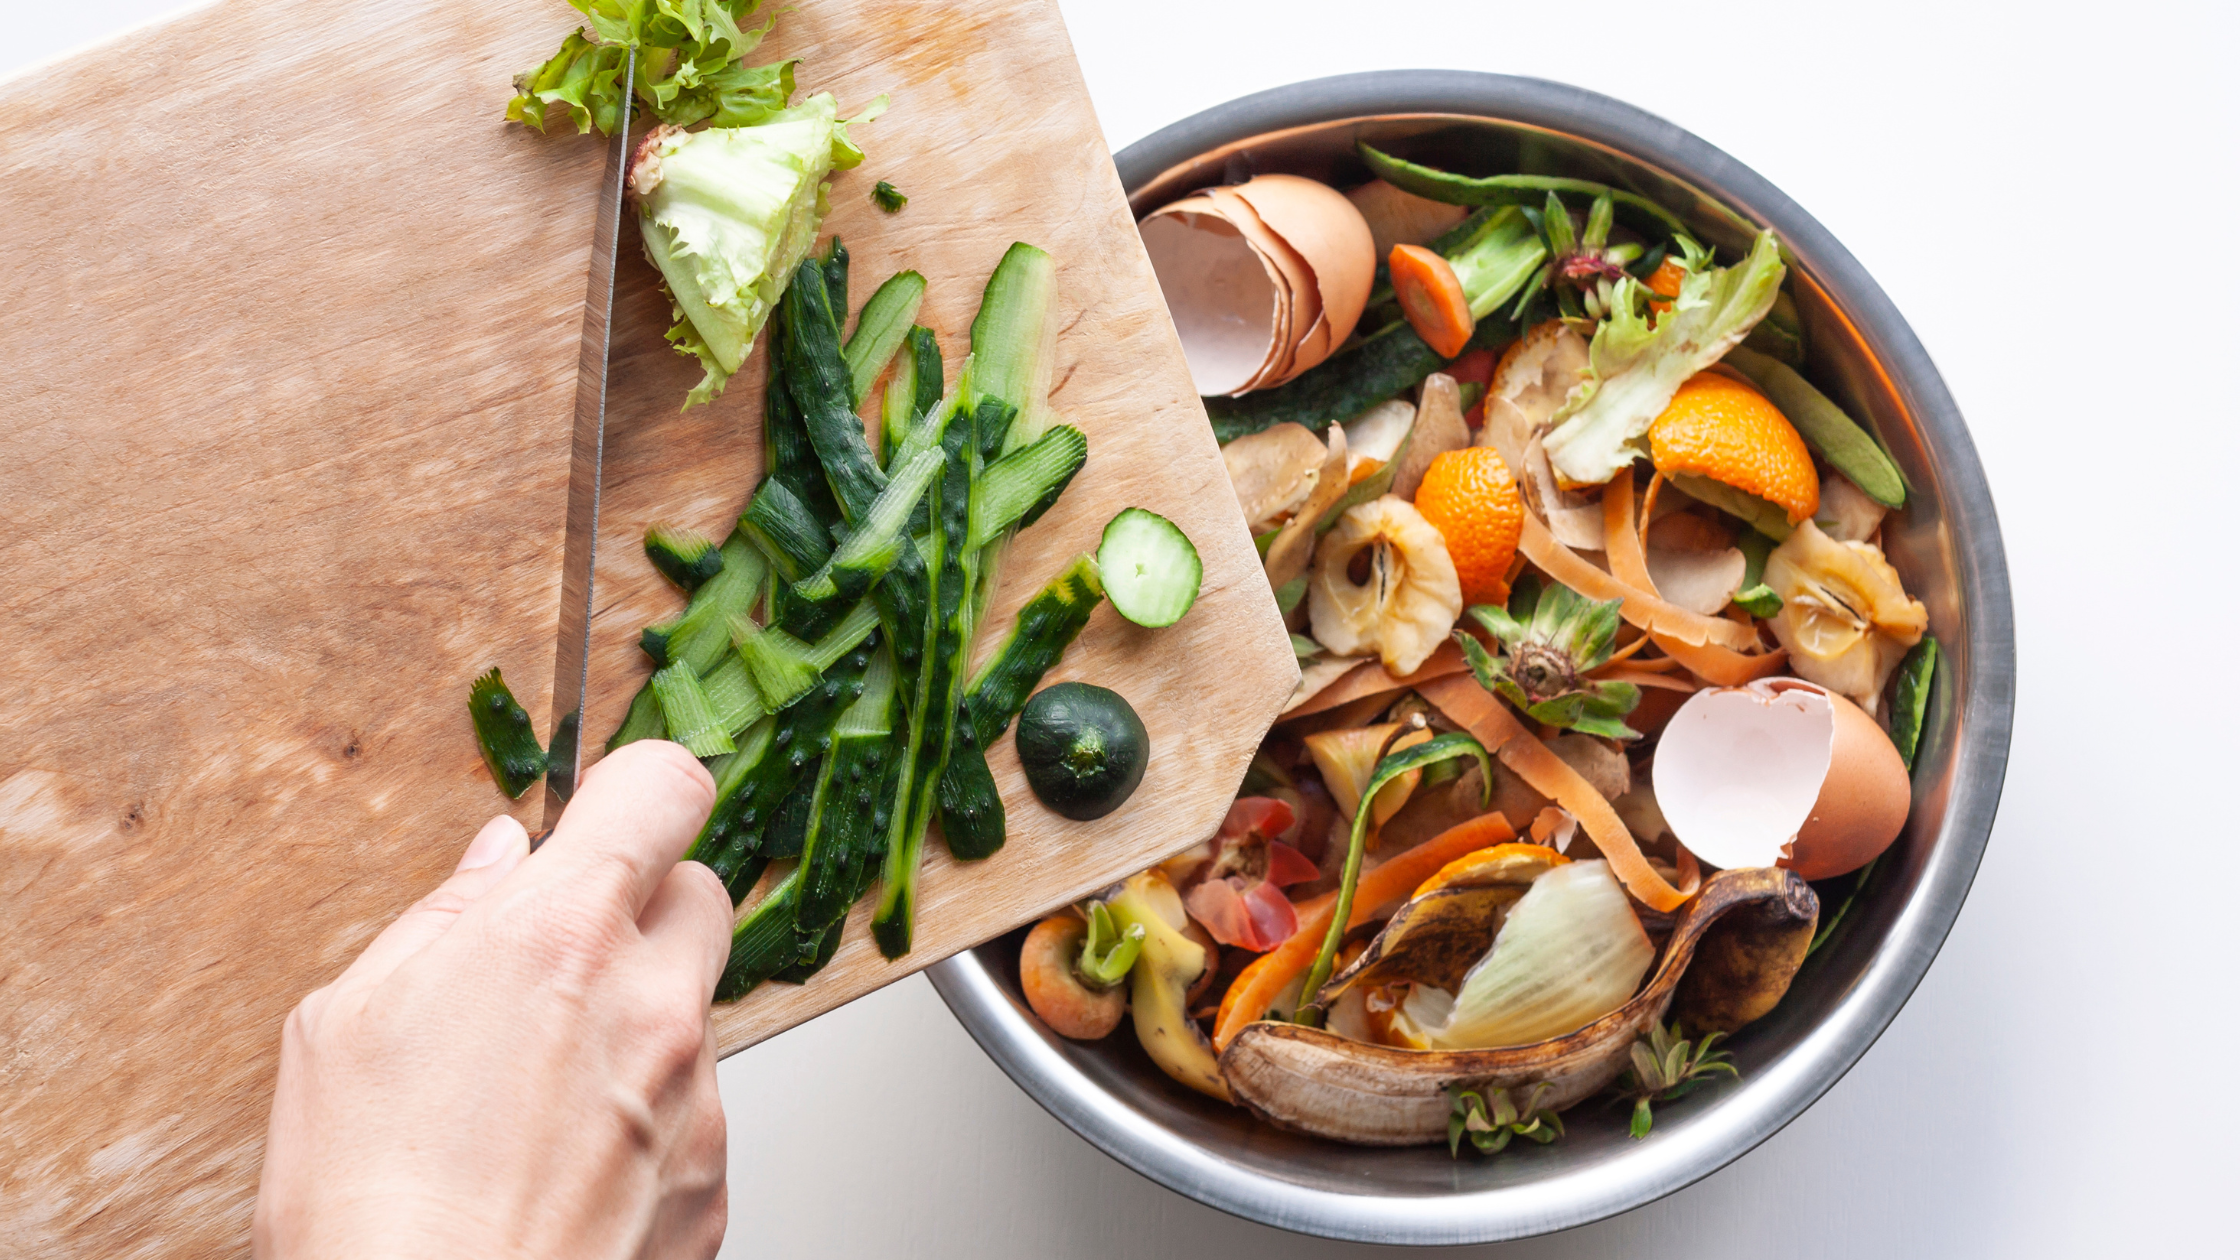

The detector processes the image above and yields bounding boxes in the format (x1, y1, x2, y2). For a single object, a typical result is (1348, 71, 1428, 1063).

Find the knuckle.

(622, 739, 718, 810)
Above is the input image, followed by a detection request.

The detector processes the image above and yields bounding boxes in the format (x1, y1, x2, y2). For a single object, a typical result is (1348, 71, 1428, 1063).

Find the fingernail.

(460, 815, 524, 870)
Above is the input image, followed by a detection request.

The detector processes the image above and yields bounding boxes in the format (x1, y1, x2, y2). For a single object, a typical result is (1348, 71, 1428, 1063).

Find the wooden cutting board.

(0, 0, 1294, 1252)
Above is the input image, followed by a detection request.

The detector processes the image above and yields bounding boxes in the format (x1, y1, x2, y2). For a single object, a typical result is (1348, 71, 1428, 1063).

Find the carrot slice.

(1212, 811, 1517, 1052)
(1518, 509, 1761, 652)
(1416, 674, 1697, 913)
(1597, 468, 1789, 685)
(1390, 244, 1475, 358)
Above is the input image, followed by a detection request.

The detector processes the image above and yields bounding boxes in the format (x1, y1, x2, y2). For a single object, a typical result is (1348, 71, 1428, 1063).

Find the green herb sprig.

(1448, 1083, 1564, 1158)
(1610, 1020, 1739, 1139)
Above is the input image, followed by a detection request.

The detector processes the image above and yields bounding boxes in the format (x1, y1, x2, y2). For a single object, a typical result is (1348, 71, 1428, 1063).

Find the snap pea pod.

(1721, 346, 1907, 508)
(1357, 141, 1693, 242)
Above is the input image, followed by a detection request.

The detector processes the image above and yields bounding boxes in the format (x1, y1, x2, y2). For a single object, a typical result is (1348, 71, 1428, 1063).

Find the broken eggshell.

(1653, 678, 1910, 880)
(1140, 199, 1283, 396)
(1219, 867, 1818, 1146)
(1141, 176, 1376, 395)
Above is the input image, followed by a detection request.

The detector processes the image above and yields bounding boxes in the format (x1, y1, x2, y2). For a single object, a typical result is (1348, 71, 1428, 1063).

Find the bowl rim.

(929, 69, 2015, 1245)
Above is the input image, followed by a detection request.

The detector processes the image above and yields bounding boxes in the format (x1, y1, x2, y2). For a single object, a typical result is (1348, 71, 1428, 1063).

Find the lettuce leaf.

(636, 95, 845, 406)
(1540, 230, 1786, 487)
(506, 0, 785, 134)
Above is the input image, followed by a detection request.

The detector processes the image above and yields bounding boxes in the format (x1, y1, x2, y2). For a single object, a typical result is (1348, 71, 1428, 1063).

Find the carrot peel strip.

(1212, 811, 1516, 1052)
(1594, 469, 1789, 685)
(1417, 674, 1693, 914)
(1519, 508, 1760, 652)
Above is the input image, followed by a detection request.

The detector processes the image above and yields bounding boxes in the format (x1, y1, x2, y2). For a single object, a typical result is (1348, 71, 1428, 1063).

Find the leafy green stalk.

(872, 181, 907, 213)
(1296, 734, 1492, 1017)
(468, 668, 548, 798)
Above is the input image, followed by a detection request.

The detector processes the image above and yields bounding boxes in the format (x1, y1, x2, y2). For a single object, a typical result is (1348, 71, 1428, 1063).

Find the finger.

(636, 860, 733, 1002)
(528, 741, 717, 919)
(334, 813, 530, 992)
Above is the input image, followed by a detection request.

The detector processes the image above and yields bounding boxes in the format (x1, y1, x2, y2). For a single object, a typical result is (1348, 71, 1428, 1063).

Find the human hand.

(255, 740, 732, 1260)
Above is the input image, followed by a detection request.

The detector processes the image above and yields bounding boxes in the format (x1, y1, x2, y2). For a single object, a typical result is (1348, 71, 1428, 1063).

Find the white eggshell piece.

(1140, 208, 1278, 396)
(1653, 681, 1835, 870)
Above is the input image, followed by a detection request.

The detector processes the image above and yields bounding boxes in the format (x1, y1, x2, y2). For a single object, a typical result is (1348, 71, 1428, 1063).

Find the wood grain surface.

(0, 0, 1293, 1253)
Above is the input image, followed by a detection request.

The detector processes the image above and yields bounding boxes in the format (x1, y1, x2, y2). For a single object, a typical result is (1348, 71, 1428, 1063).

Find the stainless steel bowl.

(928, 71, 2014, 1245)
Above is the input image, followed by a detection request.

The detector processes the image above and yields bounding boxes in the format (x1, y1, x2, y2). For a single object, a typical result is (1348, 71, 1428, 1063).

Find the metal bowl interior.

(929, 71, 2014, 1245)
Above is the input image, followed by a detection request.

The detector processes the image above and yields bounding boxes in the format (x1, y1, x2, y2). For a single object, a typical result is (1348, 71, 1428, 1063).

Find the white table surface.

(16, 2, 2235, 1254)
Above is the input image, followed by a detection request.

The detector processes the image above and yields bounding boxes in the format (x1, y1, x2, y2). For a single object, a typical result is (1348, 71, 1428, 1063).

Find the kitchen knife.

(542, 57, 636, 826)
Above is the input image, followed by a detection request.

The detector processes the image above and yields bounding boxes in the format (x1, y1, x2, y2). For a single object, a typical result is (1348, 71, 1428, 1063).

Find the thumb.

(333, 813, 531, 993)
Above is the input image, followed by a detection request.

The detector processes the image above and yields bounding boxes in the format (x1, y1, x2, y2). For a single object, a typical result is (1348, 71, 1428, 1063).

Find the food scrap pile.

(1020, 145, 1940, 1150)
(470, 0, 1208, 997)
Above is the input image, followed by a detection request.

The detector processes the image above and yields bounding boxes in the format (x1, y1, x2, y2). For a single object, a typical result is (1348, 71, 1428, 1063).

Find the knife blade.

(542, 57, 637, 826)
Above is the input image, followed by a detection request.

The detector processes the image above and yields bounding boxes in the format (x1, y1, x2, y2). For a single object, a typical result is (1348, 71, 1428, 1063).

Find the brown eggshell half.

(1202, 185, 1318, 387)
(1140, 196, 1285, 396)
(1784, 683, 1911, 880)
(1231, 174, 1377, 377)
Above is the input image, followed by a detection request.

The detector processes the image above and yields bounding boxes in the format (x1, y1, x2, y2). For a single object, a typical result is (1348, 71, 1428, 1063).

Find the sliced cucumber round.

(1097, 507, 1201, 628)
